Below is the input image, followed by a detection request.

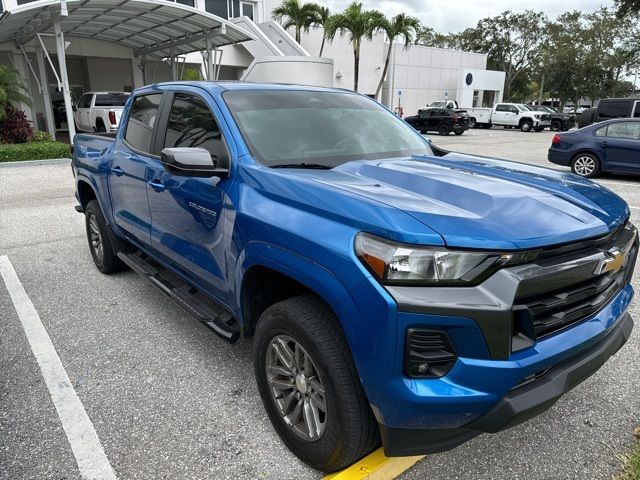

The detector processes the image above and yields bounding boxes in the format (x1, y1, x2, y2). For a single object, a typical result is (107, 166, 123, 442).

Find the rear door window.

(77, 94, 92, 108)
(495, 104, 507, 112)
(606, 122, 640, 140)
(124, 93, 163, 154)
(598, 100, 630, 119)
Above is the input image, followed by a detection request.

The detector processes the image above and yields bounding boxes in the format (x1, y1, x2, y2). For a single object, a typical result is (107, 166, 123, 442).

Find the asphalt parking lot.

(1, 127, 639, 480)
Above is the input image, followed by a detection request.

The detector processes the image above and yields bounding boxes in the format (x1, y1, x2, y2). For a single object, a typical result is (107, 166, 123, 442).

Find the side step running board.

(117, 251, 240, 343)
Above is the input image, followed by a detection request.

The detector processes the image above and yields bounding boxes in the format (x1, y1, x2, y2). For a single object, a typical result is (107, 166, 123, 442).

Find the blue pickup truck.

(72, 81, 636, 472)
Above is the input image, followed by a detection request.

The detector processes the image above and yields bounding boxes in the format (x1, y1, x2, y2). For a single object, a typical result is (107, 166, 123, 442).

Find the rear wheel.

(85, 200, 127, 274)
(95, 120, 106, 133)
(438, 123, 451, 136)
(469, 117, 477, 128)
(571, 153, 600, 178)
(551, 119, 562, 131)
(254, 295, 379, 472)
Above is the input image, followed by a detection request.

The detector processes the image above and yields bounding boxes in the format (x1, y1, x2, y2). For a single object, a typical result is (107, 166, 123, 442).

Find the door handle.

(111, 166, 124, 176)
(148, 180, 165, 192)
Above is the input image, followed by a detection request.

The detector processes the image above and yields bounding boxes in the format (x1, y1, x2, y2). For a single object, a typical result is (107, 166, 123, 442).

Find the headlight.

(533, 113, 541, 119)
(355, 233, 539, 286)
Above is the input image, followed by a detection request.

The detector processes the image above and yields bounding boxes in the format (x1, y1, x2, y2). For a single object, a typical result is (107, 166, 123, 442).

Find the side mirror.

(160, 147, 229, 178)
(72, 105, 77, 112)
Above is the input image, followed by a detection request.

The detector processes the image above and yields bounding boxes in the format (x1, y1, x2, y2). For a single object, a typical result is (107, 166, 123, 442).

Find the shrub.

(30, 130, 54, 142)
(0, 106, 34, 144)
(0, 141, 70, 162)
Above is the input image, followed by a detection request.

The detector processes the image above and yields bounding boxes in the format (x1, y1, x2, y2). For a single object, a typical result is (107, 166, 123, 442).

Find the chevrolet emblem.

(594, 249, 625, 275)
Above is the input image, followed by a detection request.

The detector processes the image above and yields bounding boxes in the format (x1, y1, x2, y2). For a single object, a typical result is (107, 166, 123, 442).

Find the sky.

(321, 0, 616, 33)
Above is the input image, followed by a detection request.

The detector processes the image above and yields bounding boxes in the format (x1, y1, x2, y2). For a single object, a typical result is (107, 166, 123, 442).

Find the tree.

(375, 13, 420, 99)
(414, 25, 450, 48)
(616, 0, 640, 17)
(272, 0, 321, 44)
(0, 65, 30, 120)
(325, 2, 385, 92)
(314, 6, 332, 57)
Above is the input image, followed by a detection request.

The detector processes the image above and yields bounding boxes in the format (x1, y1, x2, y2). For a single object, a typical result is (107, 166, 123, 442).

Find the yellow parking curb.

(323, 449, 425, 480)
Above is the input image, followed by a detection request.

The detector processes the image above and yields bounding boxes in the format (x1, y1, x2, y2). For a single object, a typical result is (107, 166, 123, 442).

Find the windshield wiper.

(270, 163, 332, 170)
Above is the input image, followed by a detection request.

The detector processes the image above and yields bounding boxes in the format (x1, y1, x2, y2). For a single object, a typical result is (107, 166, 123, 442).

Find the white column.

(206, 37, 214, 81)
(387, 44, 396, 109)
(36, 47, 56, 139)
(53, 17, 76, 143)
(169, 43, 177, 80)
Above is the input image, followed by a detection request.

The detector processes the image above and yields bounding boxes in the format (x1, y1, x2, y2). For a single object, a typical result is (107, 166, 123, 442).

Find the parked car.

(73, 82, 636, 473)
(577, 98, 640, 129)
(421, 100, 459, 109)
(467, 103, 551, 131)
(404, 107, 470, 135)
(548, 118, 640, 178)
(529, 105, 575, 131)
(74, 91, 130, 133)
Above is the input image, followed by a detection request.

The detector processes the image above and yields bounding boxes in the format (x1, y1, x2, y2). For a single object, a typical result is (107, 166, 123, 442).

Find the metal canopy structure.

(0, 0, 255, 142)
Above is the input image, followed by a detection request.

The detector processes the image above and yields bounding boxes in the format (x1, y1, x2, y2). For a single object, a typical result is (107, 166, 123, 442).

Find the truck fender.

(234, 240, 397, 386)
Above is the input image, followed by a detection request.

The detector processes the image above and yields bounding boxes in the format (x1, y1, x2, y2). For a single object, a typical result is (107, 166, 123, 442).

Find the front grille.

(514, 244, 636, 339)
(405, 329, 457, 378)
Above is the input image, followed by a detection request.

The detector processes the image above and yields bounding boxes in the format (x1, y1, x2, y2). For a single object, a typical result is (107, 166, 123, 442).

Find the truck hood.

(300, 154, 629, 250)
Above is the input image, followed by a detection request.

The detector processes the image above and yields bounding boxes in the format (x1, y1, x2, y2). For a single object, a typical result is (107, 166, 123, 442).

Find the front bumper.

(380, 312, 633, 455)
(368, 224, 637, 456)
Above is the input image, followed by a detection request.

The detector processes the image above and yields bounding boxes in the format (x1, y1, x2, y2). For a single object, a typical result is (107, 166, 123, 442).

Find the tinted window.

(223, 90, 431, 167)
(606, 122, 640, 140)
(125, 94, 162, 154)
(633, 102, 640, 118)
(164, 93, 227, 166)
(495, 104, 507, 112)
(95, 93, 129, 107)
(598, 100, 630, 119)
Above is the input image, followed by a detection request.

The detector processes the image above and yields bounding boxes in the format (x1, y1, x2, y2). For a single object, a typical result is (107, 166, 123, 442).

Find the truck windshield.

(223, 90, 432, 168)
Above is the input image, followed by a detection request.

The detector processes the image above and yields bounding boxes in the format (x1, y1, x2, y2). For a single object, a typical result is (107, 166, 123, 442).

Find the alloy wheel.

(573, 156, 596, 176)
(88, 213, 104, 263)
(266, 335, 327, 442)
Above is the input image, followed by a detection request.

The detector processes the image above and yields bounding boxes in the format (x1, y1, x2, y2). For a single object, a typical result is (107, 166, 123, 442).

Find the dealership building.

(0, 0, 505, 141)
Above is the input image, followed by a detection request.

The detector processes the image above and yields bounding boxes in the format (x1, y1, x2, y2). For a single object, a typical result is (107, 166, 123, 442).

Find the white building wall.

(389, 44, 490, 116)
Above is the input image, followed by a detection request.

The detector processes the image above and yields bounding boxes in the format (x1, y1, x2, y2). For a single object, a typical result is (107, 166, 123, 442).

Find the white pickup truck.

(73, 92, 130, 133)
(466, 103, 551, 132)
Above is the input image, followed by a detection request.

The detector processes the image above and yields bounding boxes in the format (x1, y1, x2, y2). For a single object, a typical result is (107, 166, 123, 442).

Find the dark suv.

(405, 108, 470, 135)
(529, 105, 575, 131)
(579, 98, 640, 128)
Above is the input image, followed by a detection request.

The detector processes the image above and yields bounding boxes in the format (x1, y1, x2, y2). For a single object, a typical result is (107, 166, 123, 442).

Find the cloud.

(322, 0, 615, 32)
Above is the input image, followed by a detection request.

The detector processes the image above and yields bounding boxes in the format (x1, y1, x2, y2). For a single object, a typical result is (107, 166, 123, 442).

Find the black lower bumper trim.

(380, 312, 633, 456)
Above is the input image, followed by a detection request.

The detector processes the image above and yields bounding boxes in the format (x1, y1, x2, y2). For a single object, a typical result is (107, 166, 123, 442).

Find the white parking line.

(0, 256, 117, 480)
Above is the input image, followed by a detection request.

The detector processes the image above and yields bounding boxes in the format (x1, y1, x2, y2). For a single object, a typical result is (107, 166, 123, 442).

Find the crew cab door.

(493, 104, 517, 126)
(145, 89, 233, 295)
(109, 92, 163, 244)
(75, 94, 92, 131)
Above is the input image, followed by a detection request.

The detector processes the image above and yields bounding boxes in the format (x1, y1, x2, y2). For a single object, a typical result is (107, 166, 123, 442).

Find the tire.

(469, 117, 477, 128)
(454, 130, 464, 135)
(85, 200, 127, 274)
(520, 120, 533, 132)
(438, 123, 451, 136)
(253, 295, 379, 472)
(95, 121, 106, 133)
(534, 126, 544, 132)
(571, 153, 600, 178)
(551, 119, 562, 131)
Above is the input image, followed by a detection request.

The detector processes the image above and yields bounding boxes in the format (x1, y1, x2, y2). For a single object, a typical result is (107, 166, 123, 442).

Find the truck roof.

(149, 81, 351, 94)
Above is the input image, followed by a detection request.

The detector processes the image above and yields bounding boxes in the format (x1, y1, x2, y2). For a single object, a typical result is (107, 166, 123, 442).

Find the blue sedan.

(548, 118, 640, 178)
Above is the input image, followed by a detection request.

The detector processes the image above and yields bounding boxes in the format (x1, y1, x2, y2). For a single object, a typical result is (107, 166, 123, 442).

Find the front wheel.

(571, 153, 600, 178)
(520, 120, 533, 132)
(253, 295, 379, 472)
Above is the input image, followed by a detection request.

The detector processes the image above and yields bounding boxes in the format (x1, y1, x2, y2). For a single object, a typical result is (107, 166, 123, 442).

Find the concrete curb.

(0, 158, 71, 168)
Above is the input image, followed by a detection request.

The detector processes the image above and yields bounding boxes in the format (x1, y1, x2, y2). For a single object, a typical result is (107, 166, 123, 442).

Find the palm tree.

(314, 6, 332, 57)
(325, 2, 385, 92)
(272, 0, 321, 44)
(375, 14, 420, 100)
(0, 65, 30, 120)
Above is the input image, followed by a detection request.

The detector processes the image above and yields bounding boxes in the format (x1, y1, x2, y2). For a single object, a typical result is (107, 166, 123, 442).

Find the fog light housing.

(405, 329, 457, 378)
